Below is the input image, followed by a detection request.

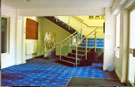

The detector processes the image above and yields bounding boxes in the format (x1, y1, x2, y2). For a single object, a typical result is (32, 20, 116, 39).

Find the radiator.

(25, 42, 37, 55)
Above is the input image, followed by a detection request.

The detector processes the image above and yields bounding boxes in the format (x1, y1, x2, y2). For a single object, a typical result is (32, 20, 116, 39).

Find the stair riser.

(78, 47, 91, 51)
(62, 56, 79, 62)
(81, 44, 104, 46)
(68, 53, 84, 58)
(82, 41, 104, 43)
(82, 46, 104, 48)
(72, 50, 85, 54)
(83, 40, 104, 42)
(71, 48, 90, 51)
(81, 43, 104, 45)
(58, 60, 75, 67)
(83, 38, 104, 40)
(82, 42, 104, 44)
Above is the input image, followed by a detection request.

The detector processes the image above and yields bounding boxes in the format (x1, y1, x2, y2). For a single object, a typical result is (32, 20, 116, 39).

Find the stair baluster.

(76, 44, 78, 67)
(85, 38, 88, 60)
(95, 31, 97, 52)
(68, 16, 70, 30)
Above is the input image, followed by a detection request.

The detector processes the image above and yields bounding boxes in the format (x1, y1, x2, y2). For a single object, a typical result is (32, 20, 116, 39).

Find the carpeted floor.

(67, 77, 127, 86)
(2, 58, 119, 86)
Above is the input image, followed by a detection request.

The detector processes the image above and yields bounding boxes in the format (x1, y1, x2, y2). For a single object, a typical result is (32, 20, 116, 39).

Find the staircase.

(46, 16, 105, 67)
(58, 38, 104, 67)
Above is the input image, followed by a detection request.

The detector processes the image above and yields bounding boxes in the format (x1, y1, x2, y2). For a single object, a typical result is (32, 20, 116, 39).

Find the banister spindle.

(76, 44, 78, 67)
(68, 16, 70, 30)
(56, 16, 58, 22)
(69, 38, 71, 52)
(85, 38, 88, 60)
(95, 31, 97, 52)
(81, 23, 83, 41)
(76, 33, 79, 67)
(60, 44, 62, 60)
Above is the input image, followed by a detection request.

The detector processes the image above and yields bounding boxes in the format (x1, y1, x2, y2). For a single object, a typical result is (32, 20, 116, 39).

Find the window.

(1, 17, 9, 53)
(115, 14, 120, 58)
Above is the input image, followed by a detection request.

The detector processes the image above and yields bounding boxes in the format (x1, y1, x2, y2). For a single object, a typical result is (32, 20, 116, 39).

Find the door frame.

(127, 5, 135, 86)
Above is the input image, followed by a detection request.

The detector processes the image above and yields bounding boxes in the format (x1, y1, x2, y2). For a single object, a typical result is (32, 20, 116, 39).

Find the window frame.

(1, 16, 10, 54)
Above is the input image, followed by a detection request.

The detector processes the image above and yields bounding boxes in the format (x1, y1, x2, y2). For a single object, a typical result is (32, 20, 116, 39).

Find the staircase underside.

(46, 16, 76, 34)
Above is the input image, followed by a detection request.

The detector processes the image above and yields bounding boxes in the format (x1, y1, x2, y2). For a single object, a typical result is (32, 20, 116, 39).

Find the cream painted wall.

(1, 4, 17, 68)
(56, 16, 104, 38)
(103, 7, 115, 70)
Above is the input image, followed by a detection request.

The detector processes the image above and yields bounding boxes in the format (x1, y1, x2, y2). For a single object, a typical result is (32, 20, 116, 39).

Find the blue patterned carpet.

(1, 58, 118, 86)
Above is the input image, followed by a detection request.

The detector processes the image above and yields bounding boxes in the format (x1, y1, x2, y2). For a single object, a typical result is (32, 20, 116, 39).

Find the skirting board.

(103, 67, 107, 70)
(103, 65, 107, 70)
(115, 68, 125, 83)
(25, 54, 44, 60)
(127, 79, 134, 87)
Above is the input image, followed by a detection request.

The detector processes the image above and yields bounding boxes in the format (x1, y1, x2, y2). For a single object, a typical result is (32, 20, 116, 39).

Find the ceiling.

(2, 0, 114, 9)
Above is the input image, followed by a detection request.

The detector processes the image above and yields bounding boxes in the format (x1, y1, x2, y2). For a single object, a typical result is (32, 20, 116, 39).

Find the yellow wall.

(56, 16, 104, 38)
(24, 17, 71, 58)
(37, 17, 71, 56)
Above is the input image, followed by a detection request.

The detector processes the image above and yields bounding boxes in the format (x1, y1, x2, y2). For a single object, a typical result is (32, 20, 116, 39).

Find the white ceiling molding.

(19, 8, 105, 16)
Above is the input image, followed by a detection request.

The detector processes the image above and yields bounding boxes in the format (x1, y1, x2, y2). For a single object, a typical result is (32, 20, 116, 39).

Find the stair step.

(83, 38, 104, 40)
(80, 46, 104, 48)
(62, 56, 80, 62)
(63, 56, 80, 60)
(77, 46, 91, 50)
(72, 50, 86, 54)
(70, 46, 91, 50)
(68, 53, 84, 58)
(59, 59, 75, 64)
(81, 44, 104, 46)
(81, 43, 104, 45)
(58, 59, 78, 67)
(82, 40, 104, 43)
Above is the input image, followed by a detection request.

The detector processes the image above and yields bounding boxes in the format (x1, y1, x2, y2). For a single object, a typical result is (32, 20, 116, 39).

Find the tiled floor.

(1, 58, 118, 86)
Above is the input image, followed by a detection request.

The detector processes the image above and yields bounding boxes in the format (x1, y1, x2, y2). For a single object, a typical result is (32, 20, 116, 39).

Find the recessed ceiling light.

(24, 0, 31, 2)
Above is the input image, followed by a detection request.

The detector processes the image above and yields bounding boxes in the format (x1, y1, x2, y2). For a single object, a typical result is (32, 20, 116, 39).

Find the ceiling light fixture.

(24, 0, 31, 2)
